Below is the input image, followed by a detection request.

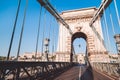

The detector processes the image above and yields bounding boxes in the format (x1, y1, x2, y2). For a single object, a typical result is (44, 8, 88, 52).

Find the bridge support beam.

(37, 0, 73, 35)
(90, 0, 112, 26)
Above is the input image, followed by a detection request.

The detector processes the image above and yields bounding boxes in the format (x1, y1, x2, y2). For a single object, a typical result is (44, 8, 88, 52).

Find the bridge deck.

(54, 64, 118, 80)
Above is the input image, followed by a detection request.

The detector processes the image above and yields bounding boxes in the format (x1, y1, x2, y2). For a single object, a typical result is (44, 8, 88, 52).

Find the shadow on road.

(80, 65, 94, 80)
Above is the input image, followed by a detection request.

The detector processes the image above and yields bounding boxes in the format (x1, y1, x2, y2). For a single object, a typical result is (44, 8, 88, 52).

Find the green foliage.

(50, 55, 56, 61)
(0, 56, 6, 61)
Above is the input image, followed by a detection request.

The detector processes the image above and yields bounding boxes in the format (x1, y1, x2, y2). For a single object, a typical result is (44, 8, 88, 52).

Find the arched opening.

(73, 38, 86, 64)
(71, 32, 87, 64)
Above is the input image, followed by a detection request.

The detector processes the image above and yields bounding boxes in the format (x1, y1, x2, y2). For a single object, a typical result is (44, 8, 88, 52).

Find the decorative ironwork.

(0, 61, 74, 80)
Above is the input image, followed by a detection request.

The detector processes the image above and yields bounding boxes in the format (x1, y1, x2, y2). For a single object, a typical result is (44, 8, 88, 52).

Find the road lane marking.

(79, 65, 81, 80)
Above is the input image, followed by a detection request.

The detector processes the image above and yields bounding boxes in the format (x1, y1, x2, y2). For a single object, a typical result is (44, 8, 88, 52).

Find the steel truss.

(90, 0, 112, 26)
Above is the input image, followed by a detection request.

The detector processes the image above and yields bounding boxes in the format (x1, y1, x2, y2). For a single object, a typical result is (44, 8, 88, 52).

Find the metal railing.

(92, 62, 120, 79)
(0, 61, 74, 80)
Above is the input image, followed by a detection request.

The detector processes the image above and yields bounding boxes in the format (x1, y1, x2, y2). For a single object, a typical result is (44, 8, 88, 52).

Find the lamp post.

(44, 38, 50, 61)
(78, 44, 81, 63)
(114, 34, 120, 62)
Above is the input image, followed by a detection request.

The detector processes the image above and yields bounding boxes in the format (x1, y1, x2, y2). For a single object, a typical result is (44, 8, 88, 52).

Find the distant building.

(55, 52, 70, 62)
(19, 52, 55, 61)
(20, 52, 42, 58)
(55, 52, 86, 63)
(76, 53, 85, 64)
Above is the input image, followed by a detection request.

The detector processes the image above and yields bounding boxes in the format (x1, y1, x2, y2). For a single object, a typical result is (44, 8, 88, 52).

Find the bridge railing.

(0, 61, 74, 80)
(91, 62, 120, 78)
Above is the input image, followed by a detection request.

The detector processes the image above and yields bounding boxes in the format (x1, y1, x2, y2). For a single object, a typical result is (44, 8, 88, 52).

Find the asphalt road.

(54, 64, 117, 80)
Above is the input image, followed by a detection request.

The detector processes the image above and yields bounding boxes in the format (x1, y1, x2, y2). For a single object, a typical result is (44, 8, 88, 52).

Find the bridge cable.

(108, 6, 118, 54)
(7, 0, 21, 60)
(108, 6, 116, 35)
(48, 14, 52, 57)
(53, 18, 57, 54)
(113, 0, 120, 27)
(103, 6, 113, 64)
(51, 19, 55, 61)
(101, 16, 108, 51)
(35, 6, 42, 61)
(16, 0, 28, 60)
(47, 13, 53, 61)
(89, 0, 112, 50)
(90, 24, 106, 51)
(103, 7, 111, 53)
(41, 10, 46, 61)
(52, 18, 58, 61)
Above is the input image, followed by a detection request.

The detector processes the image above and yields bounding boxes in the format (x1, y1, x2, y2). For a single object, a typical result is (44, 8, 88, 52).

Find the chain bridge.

(0, 0, 120, 80)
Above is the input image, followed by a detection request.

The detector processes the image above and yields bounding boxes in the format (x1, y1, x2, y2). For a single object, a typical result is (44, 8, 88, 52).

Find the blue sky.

(0, 0, 120, 57)
(49, 0, 101, 12)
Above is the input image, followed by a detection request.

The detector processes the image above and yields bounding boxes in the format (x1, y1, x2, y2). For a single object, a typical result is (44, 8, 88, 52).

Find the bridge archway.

(56, 7, 107, 62)
(72, 32, 87, 63)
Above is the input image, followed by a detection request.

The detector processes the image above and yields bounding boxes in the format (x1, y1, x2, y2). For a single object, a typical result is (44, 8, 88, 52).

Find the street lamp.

(114, 34, 120, 61)
(44, 38, 50, 61)
(78, 44, 81, 48)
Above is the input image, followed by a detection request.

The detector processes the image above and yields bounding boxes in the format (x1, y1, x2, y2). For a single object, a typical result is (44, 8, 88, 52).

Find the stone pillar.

(114, 34, 120, 65)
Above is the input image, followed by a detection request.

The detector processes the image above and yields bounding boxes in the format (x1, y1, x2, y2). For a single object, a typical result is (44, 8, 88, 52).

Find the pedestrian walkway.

(54, 64, 117, 80)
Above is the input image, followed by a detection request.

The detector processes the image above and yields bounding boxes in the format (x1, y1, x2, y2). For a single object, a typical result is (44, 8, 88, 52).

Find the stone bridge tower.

(56, 7, 108, 62)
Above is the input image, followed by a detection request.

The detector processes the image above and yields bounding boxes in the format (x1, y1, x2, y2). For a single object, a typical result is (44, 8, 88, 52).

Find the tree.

(0, 56, 6, 61)
(51, 55, 56, 61)
(24, 55, 27, 61)
(32, 55, 35, 59)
